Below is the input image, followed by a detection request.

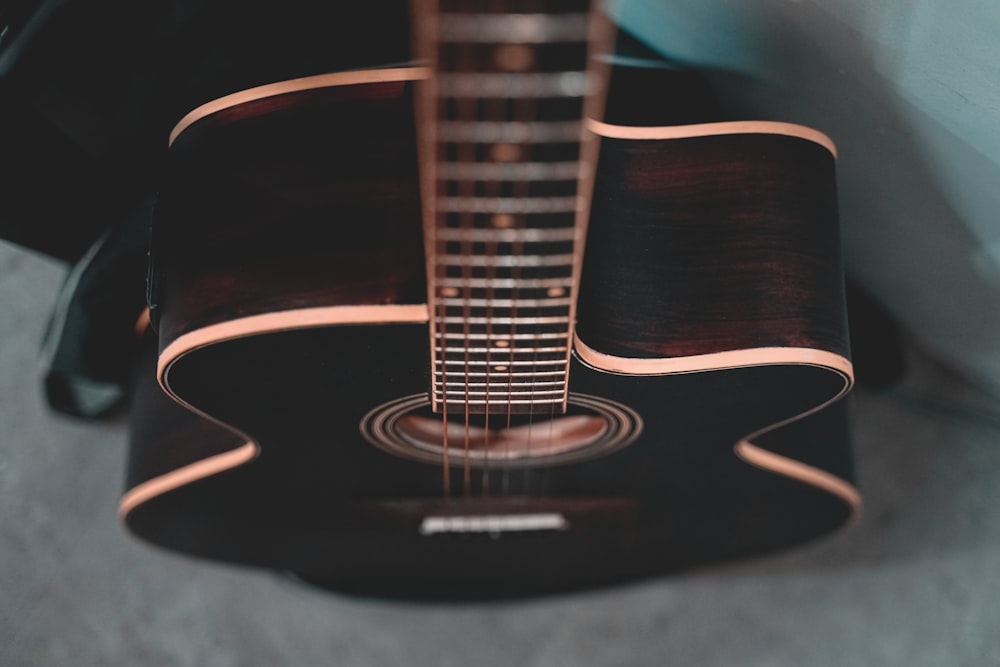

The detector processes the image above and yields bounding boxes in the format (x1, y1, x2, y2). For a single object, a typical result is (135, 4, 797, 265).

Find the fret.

(436, 294, 571, 305)
(439, 344, 567, 354)
(435, 391, 566, 400)
(435, 345, 569, 354)
(435, 13, 590, 44)
(436, 382, 566, 392)
(436, 297, 573, 308)
(438, 370, 566, 379)
(437, 359, 566, 367)
(436, 161, 585, 181)
(436, 120, 582, 144)
(437, 196, 582, 214)
(440, 335, 568, 345)
(438, 218, 578, 231)
(435, 315, 570, 325)
(440, 322, 571, 333)
(436, 277, 573, 289)
(433, 227, 577, 243)
(417, 1, 608, 415)
(437, 393, 567, 402)
(448, 397, 563, 410)
(435, 253, 574, 267)
(435, 72, 590, 98)
(434, 393, 568, 402)
(433, 380, 566, 388)
(434, 395, 567, 404)
(436, 293, 571, 303)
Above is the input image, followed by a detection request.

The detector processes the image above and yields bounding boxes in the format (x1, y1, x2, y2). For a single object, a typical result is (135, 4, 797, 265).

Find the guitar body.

(123, 63, 858, 600)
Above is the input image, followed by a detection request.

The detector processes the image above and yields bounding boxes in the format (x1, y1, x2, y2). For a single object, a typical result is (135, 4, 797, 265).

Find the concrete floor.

(2, 240, 999, 666)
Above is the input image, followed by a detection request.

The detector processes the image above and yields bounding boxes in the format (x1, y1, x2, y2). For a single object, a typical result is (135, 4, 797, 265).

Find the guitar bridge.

(364, 496, 637, 539)
(419, 512, 568, 536)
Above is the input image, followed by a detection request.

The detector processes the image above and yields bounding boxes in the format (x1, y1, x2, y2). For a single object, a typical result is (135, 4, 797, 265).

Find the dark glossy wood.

(127, 322, 851, 600)
(151, 79, 426, 345)
(125, 62, 857, 600)
(578, 131, 848, 359)
(127, 331, 245, 498)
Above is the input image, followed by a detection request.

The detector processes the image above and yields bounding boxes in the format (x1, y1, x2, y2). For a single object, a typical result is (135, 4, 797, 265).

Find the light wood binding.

(121, 11, 860, 597)
(124, 63, 860, 521)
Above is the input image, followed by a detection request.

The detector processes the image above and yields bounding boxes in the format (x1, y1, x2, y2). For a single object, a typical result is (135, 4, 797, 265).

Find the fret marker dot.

(440, 287, 459, 297)
(494, 44, 535, 72)
(492, 213, 516, 228)
(495, 340, 510, 348)
(494, 365, 508, 372)
(491, 143, 522, 162)
(546, 286, 566, 297)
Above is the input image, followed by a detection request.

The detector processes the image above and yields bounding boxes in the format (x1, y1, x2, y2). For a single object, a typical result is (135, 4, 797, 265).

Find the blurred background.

(3, 0, 1000, 664)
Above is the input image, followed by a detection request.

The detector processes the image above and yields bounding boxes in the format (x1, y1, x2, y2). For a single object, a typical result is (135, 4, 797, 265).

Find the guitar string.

(458, 6, 475, 498)
(479, 0, 506, 498)
(498, 0, 523, 496)
(522, 0, 551, 494)
(429, 0, 607, 499)
(529, 0, 579, 490)
(500, 0, 520, 497)
(507, 1, 537, 496)
(426, 0, 451, 499)
(437, 0, 591, 497)
(548, 0, 587, 493)
(466, 0, 502, 497)
(545, 0, 571, 487)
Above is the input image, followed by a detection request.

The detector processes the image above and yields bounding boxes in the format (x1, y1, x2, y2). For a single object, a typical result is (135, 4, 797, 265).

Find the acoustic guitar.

(121, 0, 859, 600)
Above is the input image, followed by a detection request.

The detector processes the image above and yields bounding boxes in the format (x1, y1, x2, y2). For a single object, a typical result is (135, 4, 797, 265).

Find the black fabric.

(41, 199, 151, 418)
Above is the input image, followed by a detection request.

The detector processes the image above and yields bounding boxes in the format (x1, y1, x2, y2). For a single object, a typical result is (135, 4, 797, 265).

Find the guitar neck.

(412, 0, 612, 414)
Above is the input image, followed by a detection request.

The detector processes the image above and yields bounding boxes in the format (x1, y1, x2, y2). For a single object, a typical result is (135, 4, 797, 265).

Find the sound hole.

(361, 394, 642, 468)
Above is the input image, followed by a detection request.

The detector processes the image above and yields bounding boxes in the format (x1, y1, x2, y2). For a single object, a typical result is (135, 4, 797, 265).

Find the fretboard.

(414, 0, 610, 414)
